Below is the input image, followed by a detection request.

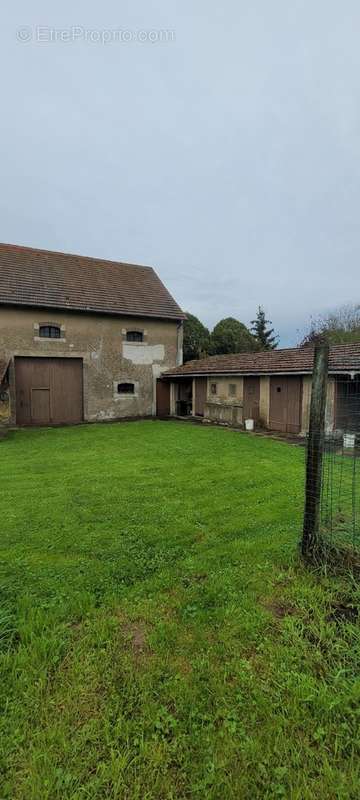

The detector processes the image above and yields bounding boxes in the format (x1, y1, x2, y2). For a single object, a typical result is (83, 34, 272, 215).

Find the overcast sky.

(1, 2, 359, 345)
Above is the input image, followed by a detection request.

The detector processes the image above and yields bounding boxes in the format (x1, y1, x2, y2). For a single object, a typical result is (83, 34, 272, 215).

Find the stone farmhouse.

(0, 243, 185, 426)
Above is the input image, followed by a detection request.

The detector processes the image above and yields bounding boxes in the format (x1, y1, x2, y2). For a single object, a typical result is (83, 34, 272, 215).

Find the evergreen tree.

(251, 306, 278, 350)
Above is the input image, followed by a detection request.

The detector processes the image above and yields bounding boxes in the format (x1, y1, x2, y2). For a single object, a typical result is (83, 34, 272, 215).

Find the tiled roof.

(0, 243, 185, 321)
(164, 344, 360, 377)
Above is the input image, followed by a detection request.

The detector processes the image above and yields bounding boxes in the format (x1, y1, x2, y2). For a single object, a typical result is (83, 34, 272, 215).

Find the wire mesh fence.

(319, 376, 360, 556)
(304, 372, 360, 560)
(320, 433, 360, 553)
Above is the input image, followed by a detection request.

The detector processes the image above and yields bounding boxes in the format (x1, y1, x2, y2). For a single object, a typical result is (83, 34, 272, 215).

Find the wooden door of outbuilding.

(195, 378, 207, 416)
(243, 377, 260, 421)
(156, 379, 170, 416)
(269, 376, 302, 433)
(15, 357, 83, 426)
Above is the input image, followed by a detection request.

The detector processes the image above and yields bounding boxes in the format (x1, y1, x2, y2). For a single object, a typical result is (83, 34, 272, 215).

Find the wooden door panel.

(270, 377, 287, 431)
(31, 388, 51, 424)
(156, 380, 170, 416)
(270, 376, 302, 433)
(287, 377, 302, 433)
(51, 359, 83, 424)
(15, 359, 30, 425)
(243, 377, 260, 421)
(16, 358, 51, 425)
(15, 357, 83, 426)
(195, 378, 207, 416)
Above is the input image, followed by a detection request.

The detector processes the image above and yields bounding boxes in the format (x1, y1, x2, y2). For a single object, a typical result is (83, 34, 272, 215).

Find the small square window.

(229, 384, 237, 397)
(210, 383, 217, 395)
(118, 382, 135, 394)
(126, 331, 143, 343)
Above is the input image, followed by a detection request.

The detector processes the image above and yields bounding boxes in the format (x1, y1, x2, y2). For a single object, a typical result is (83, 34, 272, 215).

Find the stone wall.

(0, 306, 181, 424)
(204, 400, 243, 427)
(205, 375, 244, 404)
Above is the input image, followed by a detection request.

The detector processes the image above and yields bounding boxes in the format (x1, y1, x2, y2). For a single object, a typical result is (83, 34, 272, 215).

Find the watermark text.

(16, 26, 176, 45)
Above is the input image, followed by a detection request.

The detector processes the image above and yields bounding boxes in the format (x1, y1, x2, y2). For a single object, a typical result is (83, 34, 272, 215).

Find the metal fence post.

(302, 342, 330, 556)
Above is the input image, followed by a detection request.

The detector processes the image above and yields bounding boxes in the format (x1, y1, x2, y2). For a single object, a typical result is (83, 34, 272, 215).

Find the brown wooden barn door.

(269, 376, 302, 433)
(15, 357, 83, 426)
(16, 357, 51, 425)
(51, 358, 83, 424)
(286, 377, 302, 433)
(269, 377, 287, 431)
(31, 388, 51, 424)
(195, 378, 207, 416)
(243, 377, 260, 421)
(156, 379, 170, 416)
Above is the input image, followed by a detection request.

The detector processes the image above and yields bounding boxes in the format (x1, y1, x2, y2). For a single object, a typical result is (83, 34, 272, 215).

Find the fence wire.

(318, 376, 360, 554)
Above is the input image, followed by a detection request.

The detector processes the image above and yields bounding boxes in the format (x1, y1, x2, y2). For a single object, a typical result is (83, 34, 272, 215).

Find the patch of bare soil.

(120, 619, 153, 661)
(262, 599, 296, 619)
(304, 539, 360, 575)
(172, 655, 193, 676)
(327, 601, 358, 624)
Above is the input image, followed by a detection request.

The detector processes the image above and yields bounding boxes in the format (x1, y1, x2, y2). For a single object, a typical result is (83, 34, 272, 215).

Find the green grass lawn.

(0, 420, 359, 799)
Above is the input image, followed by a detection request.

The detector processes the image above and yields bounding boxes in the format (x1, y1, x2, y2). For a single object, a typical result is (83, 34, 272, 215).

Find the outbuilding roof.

(0, 243, 185, 321)
(164, 344, 360, 377)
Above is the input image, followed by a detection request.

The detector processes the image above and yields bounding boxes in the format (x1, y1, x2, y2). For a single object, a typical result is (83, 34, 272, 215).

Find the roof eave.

(162, 368, 360, 379)
(0, 299, 186, 322)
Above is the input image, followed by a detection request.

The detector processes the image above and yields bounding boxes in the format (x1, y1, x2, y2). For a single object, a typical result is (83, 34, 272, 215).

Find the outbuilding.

(159, 345, 360, 436)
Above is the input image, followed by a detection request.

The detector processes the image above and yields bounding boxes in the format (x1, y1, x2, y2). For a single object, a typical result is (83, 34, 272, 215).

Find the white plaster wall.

(206, 375, 244, 403)
(123, 343, 165, 365)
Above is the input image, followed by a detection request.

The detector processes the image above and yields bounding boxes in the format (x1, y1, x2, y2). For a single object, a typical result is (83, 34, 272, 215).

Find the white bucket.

(245, 418, 254, 431)
(343, 433, 356, 449)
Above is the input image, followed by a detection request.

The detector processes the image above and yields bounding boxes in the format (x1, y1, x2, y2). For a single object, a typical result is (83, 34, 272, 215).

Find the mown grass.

(0, 420, 359, 799)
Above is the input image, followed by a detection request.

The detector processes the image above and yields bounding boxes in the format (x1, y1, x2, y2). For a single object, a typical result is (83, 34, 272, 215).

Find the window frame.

(117, 382, 135, 395)
(39, 324, 61, 339)
(210, 383, 217, 395)
(126, 330, 144, 343)
(229, 383, 237, 397)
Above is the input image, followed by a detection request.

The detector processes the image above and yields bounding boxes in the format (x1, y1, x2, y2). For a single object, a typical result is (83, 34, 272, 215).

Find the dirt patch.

(327, 601, 358, 624)
(262, 599, 296, 619)
(304, 539, 360, 575)
(120, 618, 153, 661)
(69, 619, 83, 631)
(172, 655, 193, 676)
